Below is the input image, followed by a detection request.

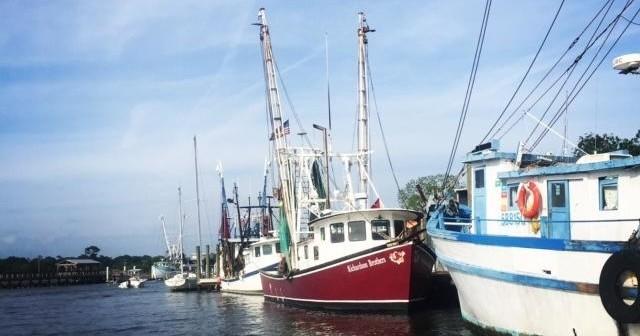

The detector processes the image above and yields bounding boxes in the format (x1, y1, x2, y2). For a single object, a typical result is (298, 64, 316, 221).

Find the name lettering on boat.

(346, 257, 387, 273)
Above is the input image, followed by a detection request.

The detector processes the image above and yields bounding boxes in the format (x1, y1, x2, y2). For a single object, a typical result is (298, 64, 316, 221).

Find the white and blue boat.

(427, 142, 640, 335)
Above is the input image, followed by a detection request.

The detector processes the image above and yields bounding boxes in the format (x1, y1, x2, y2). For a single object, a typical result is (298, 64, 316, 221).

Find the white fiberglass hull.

(221, 274, 262, 294)
(430, 232, 640, 336)
(164, 273, 198, 291)
(118, 278, 146, 289)
(220, 260, 279, 295)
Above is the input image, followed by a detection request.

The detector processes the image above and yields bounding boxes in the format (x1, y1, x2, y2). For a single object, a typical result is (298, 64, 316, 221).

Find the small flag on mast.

(269, 120, 290, 140)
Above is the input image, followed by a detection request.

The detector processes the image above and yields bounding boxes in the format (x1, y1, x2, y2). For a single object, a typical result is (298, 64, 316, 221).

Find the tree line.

(0, 245, 164, 274)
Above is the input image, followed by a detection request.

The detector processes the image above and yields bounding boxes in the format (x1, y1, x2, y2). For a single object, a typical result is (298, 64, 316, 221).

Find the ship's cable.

(442, 0, 492, 191)
(480, 0, 566, 143)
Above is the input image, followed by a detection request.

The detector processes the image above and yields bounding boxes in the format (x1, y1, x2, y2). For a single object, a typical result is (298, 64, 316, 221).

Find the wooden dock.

(0, 271, 106, 289)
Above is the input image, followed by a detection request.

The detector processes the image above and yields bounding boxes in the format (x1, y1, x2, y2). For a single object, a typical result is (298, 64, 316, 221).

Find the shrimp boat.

(255, 9, 435, 311)
(428, 142, 640, 335)
(151, 216, 181, 280)
(216, 163, 280, 294)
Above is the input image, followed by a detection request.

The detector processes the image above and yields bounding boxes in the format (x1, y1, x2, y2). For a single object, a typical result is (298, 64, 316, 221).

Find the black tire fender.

(599, 249, 640, 323)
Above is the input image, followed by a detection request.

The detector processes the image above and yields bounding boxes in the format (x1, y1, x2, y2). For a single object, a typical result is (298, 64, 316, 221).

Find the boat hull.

(221, 262, 278, 295)
(164, 274, 198, 291)
(151, 263, 178, 280)
(429, 229, 640, 335)
(260, 241, 434, 311)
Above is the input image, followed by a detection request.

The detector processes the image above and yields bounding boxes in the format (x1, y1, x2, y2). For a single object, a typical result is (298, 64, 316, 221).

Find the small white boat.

(118, 269, 147, 288)
(164, 272, 198, 291)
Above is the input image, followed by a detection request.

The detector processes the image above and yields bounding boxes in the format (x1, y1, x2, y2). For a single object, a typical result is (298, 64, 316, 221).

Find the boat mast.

(177, 186, 185, 273)
(193, 136, 203, 276)
(257, 8, 297, 267)
(357, 12, 373, 209)
(159, 215, 172, 259)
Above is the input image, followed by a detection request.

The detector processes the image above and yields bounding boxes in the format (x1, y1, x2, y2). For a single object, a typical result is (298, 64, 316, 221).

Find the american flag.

(270, 120, 290, 140)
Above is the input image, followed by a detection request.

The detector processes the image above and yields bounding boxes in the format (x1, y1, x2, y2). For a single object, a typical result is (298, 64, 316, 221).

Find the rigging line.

(443, 0, 491, 189)
(524, 0, 619, 147)
(621, 14, 640, 24)
(529, 0, 634, 148)
(531, 4, 640, 150)
(481, 0, 566, 142)
(443, 0, 491, 195)
(273, 59, 315, 149)
(496, 0, 616, 140)
(444, 0, 491, 180)
(365, 54, 401, 194)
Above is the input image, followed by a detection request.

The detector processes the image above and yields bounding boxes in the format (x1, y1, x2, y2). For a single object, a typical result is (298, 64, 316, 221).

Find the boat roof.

(499, 154, 640, 179)
(308, 208, 422, 227)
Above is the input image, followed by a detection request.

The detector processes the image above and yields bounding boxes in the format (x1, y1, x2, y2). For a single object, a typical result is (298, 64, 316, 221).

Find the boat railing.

(436, 217, 640, 235)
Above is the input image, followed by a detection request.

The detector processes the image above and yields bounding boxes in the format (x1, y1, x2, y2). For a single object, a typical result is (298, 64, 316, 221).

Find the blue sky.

(1, 1, 638, 257)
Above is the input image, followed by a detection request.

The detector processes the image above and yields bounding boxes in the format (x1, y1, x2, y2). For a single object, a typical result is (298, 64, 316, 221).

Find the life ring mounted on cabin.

(516, 181, 541, 219)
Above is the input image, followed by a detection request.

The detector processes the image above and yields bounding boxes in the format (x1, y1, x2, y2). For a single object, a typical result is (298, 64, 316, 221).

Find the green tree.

(84, 245, 101, 259)
(575, 130, 640, 157)
(397, 174, 460, 211)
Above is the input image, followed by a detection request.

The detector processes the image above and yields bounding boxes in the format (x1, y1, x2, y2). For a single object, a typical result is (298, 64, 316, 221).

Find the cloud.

(1, 1, 639, 257)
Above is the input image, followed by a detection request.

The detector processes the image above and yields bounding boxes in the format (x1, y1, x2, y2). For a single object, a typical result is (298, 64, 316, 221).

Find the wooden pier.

(0, 271, 106, 289)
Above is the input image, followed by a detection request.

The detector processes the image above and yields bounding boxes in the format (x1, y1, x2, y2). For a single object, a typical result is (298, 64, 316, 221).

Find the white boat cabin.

(295, 209, 421, 269)
(458, 141, 640, 241)
(241, 237, 281, 267)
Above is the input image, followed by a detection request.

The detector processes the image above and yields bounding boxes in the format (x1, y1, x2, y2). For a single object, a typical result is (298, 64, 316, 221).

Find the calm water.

(0, 281, 471, 335)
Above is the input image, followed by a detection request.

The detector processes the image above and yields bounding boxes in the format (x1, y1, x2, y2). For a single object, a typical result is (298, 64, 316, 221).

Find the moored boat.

(164, 272, 198, 291)
(255, 8, 435, 311)
(151, 260, 178, 280)
(118, 268, 147, 288)
(428, 143, 640, 335)
(216, 164, 281, 294)
(261, 209, 434, 310)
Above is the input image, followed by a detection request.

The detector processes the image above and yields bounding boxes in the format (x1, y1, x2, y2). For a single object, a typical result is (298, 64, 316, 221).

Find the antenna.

(325, 33, 332, 130)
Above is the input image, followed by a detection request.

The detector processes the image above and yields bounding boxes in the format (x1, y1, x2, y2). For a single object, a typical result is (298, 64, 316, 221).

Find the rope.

(524, 0, 622, 147)
(493, 0, 615, 140)
(442, 0, 492, 190)
(531, 2, 640, 150)
(480, 0, 566, 143)
(366, 56, 402, 194)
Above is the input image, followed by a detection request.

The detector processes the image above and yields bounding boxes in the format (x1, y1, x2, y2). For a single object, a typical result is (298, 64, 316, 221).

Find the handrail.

(442, 217, 640, 224)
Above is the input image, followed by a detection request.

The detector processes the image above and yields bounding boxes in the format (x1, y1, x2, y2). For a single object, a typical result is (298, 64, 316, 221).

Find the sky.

(1, 1, 638, 257)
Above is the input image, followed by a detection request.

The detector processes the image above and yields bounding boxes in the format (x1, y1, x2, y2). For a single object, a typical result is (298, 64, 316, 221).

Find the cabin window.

(330, 223, 345, 243)
(304, 245, 309, 259)
(508, 185, 518, 209)
(313, 246, 319, 260)
(263, 244, 273, 255)
(371, 220, 390, 240)
(394, 220, 405, 237)
(550, 182, 566, 208)
(320, 227, 326, 241)
(254, 246, 261, 257)
(275, 243, 281, 253)
(599, 176, 618, 210)
(474, 169, 485, 189)
(348, 221, 366, 241)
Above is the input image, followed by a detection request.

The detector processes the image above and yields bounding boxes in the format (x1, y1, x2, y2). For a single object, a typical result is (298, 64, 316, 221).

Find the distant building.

(56, 259, 103, 273)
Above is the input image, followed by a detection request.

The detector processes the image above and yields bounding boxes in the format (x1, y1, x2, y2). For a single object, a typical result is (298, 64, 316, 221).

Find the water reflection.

(0, 281, 469, 336)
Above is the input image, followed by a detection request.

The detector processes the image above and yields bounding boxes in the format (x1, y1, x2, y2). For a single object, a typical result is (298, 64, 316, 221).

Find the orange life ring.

(517, 181, 541, 219)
